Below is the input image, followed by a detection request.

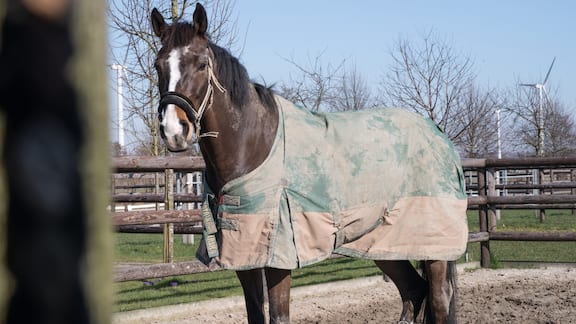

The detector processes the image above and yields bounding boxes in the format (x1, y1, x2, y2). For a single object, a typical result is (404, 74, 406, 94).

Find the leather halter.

(158, 56, 226, 140)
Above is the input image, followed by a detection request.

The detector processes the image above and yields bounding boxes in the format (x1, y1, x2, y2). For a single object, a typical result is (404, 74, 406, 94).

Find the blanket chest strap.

(201, 194, 219, 258)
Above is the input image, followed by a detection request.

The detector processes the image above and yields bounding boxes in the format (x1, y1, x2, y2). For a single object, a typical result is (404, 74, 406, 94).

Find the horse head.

(150, 3, 278, 190)
(151, 3, 223, 152)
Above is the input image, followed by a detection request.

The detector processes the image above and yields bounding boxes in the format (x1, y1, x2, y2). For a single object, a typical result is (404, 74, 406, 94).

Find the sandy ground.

(113, 264, 576, 323)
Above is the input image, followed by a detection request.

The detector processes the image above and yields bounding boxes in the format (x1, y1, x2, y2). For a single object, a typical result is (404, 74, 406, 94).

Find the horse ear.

(192, 3, 208, 36)
(151, 8, 166, 37)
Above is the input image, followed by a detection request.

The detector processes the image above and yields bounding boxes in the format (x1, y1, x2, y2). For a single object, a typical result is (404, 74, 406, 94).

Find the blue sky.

(107, 0, 576, 149)
(226, 1, 575, 113)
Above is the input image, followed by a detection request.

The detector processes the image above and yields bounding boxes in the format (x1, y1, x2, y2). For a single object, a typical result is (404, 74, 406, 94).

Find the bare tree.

(451, 85, 505, 158)
(507, 84, 542, 155)
(379, 30, 475, 141)
(279, 53, 373, 112)
(507, 82, 576, 157)
(278, 51, 345, 112)
(545, 101, 576, 156)
(505, 82, 576, 157)
(507, 84, 543, 155)
(330, 63, 373, 112)
(107, 0, 239, 155)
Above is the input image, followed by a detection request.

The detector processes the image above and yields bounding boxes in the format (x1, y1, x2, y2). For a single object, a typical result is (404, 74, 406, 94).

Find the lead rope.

(195, 56, 227, 140)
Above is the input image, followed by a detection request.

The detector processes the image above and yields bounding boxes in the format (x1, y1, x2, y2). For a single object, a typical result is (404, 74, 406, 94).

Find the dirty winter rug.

(198, 96, 468, 270)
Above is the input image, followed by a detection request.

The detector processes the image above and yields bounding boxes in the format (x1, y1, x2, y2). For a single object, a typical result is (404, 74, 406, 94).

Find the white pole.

(496, 108, 502, 220)
(497, 108, 508, 196)
(497, 109, 502, 160)
(111, 64, 125, 149)
(182, 172, 199, 245)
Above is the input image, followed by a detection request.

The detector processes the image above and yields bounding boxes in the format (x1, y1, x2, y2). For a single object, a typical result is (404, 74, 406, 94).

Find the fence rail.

(111, 156, 576, 281)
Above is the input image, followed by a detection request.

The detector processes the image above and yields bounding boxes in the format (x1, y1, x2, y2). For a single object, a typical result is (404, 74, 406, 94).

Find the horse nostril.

(179, 120, 190, 136)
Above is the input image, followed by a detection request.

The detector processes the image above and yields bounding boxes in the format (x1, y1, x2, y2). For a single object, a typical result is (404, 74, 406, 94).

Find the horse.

(150, 4, 468, 323)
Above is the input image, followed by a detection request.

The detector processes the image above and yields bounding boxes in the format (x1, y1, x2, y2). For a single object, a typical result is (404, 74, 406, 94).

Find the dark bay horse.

(151, 4, 467, 323)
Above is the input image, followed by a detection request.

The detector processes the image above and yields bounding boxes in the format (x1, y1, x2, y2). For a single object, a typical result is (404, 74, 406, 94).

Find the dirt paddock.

(113, 266, 575, 323)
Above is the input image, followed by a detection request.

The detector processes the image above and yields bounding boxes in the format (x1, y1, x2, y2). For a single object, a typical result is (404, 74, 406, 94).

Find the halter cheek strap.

(158, 56, 226, 140)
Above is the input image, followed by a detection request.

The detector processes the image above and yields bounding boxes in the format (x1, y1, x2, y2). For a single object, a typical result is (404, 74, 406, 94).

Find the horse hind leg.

(264, 268, 291, 324)
(374, 260, 428, 323)
(423, 260, 457, 324)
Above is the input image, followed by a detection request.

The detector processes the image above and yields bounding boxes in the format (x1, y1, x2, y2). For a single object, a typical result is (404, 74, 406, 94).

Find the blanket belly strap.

(221, 194, 241, 206)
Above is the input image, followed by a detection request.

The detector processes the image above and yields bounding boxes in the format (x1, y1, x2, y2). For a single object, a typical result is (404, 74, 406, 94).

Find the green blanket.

(198, 96, 468, 270)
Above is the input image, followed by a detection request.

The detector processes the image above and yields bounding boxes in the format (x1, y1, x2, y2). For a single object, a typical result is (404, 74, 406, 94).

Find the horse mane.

(209, 43, 277, 111)
(160, 21, 277, 111)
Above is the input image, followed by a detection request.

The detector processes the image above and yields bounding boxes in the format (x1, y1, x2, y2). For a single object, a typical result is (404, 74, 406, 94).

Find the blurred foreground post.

(0, 0, 111, 323)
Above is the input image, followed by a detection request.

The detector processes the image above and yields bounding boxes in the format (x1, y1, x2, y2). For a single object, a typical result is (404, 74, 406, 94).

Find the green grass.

(115, 257, 380, 312)
(115, 209, 576, 312)
(462, 209, 576, 265)
(115, 233, 197, 263)
(466, 209, 576, 232)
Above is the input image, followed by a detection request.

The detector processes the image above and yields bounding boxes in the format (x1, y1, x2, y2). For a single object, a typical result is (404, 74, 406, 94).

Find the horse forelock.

(161, 22, 195, 49)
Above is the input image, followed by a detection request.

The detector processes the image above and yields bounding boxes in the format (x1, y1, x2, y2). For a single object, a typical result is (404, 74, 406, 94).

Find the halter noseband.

(158, 56, 226, 140)
(159, 91, 196, 123)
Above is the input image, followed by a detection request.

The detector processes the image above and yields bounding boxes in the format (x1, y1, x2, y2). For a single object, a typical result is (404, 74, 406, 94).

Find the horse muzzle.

(162, 131, 192, 152)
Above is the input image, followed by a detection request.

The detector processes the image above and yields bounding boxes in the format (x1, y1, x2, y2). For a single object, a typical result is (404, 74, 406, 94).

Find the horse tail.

(421, 260, 458, 324)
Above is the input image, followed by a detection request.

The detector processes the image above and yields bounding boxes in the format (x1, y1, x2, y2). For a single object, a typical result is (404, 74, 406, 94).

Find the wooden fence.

(111, 156, 576, 281)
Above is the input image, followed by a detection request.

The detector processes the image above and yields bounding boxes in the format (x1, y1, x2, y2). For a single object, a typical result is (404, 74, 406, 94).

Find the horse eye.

(197, 62, 207, 71)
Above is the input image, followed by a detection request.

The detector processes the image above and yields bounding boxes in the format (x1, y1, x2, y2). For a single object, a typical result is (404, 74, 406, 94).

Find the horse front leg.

(236, 268, 266, 324)
(375, 260, 428, 323)
(265, 268, 291, 324)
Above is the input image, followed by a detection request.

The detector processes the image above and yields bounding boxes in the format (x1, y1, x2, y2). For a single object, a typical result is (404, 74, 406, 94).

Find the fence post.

(163, 169, 174, 263)
(539, 168, 546, 222)
(477, 168, 491, 268)
(572, 169, 576, 216)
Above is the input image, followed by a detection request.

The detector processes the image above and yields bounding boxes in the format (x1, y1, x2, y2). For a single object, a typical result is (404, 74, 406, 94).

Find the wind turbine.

(519, 57, 556, 157)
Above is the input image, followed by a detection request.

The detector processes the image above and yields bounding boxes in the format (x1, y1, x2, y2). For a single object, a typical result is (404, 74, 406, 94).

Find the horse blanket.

(197, 96, 468, 270)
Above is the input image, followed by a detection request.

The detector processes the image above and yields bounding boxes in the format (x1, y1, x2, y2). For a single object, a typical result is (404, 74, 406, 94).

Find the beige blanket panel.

(337, 197, 468, 261)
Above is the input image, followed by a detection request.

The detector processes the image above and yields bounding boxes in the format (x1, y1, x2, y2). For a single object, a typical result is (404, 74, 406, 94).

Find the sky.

(223, 1, 576, 113)
(107, 0, 576, 149)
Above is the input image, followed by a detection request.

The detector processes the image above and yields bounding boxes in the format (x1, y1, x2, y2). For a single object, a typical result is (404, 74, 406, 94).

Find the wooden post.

(572, 169, 576, 216)
(163, 169, 174, 263)
(0, 0, 111, 322)
(538, 168, 546, 222)
(477, 169, 491, 268)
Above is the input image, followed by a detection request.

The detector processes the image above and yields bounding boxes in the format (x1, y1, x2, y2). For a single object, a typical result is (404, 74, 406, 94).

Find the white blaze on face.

(161, 48, 185, 141)
(168, 48, 182, 91)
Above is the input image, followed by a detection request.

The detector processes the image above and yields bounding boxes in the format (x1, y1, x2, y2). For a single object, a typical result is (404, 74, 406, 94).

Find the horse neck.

(199, 84, 278, 193)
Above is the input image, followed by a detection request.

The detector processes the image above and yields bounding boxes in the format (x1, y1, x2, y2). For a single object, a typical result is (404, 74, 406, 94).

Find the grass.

(463, 209, 576, 265)
(114, 257, 380, 312)
(114, 209, 576, 312)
